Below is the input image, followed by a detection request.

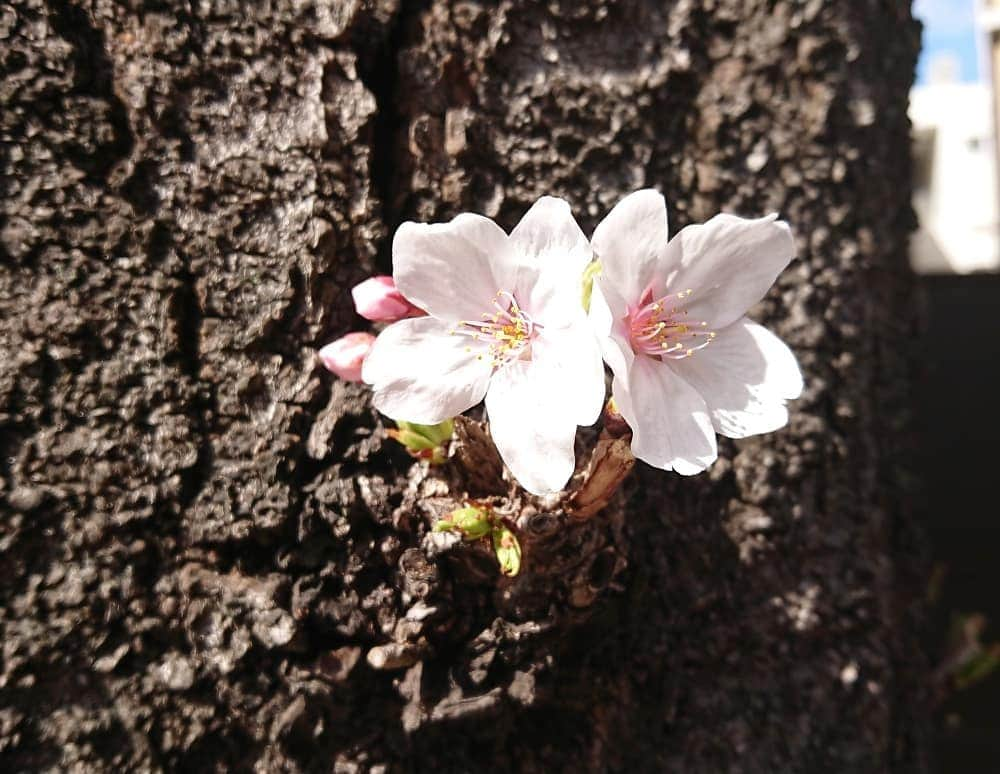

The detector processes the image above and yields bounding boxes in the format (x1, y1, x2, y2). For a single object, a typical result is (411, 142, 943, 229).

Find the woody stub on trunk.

(0, 0, 926, 771)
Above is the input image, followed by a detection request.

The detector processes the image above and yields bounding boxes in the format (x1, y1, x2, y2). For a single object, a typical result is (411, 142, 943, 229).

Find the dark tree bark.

(1, 0, 926, 771)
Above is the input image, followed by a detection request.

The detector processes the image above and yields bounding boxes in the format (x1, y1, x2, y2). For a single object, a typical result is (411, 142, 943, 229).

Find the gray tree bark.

(1, 0, 926, 771)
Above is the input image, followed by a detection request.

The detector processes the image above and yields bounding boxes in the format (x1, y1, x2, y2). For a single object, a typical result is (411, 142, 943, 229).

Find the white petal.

(485, 358, 578, 495)
(588, 279, 615, 337)
(662, 213, 795, 330)
(509, 196, 591, 269)
(615, 355, 717, 474)
(589, 280, 634, 383)
(531, 322, 606, 427)
(362, 317, 492, 425)
(509, 197, 593, 326)
(591, 189, 669, 303)
(673, 317, 803, 439)
(392, 214, 518, 323)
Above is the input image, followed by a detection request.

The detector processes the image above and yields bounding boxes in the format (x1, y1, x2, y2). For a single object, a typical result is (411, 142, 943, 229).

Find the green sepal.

(492, 524, 522, 577)
(388, 419, 455, 464)
(406, 418, 454, 446)
(581, 260, 602, 312)
(435, 506, 492, 541)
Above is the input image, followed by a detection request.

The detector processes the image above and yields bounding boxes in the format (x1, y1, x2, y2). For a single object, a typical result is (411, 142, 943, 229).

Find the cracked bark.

(0, 0, 927, 771)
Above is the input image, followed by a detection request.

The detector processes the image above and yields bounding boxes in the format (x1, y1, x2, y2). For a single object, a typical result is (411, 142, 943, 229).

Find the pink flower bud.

(351, 276, 423, 322)
(318, 332, 376, 382)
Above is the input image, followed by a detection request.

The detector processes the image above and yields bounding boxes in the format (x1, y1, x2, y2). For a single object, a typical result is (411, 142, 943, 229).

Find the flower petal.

(485, 357, 579, 495)
(531, 322, 606, 427)
(393, 214, 518, 323)
(662, 213, 795, 330)
(591, 189, 669, 304)
(363, 317, 492, 425)
(509, 196, 593, 326)
(672, 317, 803, 439)
(589, 280, 634, 383)
(509, 196, 591, 269)
(614, 355, 717, 474)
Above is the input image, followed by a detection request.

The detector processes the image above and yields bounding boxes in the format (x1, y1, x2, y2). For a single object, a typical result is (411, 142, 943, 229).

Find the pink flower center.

(627, 286, 715, 360)
(454, 290, 537, 369)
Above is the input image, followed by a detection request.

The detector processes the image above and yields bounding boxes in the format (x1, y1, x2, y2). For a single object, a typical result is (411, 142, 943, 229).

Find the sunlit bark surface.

(0, 1, 925, 770)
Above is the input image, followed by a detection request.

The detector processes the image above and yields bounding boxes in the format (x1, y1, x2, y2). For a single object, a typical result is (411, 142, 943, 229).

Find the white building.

(909, 51, 1000, 274)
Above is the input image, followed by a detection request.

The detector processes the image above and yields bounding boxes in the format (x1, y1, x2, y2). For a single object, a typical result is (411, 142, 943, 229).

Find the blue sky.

(915, 0, 981, 84)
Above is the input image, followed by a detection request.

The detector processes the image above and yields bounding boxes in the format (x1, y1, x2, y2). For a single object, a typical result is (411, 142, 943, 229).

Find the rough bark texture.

(1, 0, 925, 772)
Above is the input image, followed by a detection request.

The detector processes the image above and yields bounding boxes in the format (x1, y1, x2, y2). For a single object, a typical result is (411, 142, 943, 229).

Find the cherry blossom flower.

(589, 189, 803, 473)
(318, 332, 376, 382)
(351, 275, 424, 322)
(363, 197, 605, 494)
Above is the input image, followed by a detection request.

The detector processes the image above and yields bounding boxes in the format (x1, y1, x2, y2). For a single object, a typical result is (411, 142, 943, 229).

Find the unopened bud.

(318, 332, 375, 382)
(602, 397, 630, 438)
(351, 276, 423, 322)
(492, 524, 522, 577)
(434, 505, 492, 540)
(387, 419, 454, 465)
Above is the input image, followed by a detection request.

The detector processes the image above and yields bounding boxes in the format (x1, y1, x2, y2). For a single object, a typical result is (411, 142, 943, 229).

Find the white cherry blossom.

(589, 189, 803, 474)
(363, 197, 605, 494)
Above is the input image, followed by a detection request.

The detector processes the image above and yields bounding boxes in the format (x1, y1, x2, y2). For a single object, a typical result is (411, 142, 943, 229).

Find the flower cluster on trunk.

(318, 190, 803, 497)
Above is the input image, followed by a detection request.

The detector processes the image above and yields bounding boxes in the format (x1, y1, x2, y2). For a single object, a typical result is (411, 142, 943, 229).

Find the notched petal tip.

(509, 195, 589, 259)
(531, 194, 573, 210)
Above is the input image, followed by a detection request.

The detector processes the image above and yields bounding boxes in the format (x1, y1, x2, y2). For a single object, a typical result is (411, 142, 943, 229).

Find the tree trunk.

(1, 0, 927, 771)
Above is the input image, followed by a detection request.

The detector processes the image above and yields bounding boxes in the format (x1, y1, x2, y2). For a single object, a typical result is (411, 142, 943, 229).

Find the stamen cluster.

(627, 287, 715, 360)
(453, 290, 537, 369)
